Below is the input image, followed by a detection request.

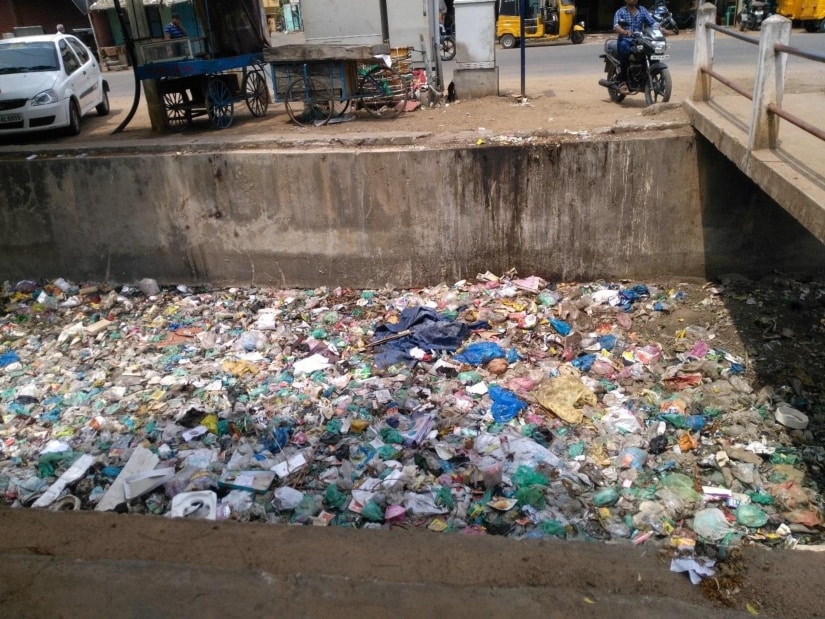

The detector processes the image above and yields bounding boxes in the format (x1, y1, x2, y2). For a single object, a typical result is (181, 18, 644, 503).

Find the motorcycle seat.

(605, 39, 618, 55)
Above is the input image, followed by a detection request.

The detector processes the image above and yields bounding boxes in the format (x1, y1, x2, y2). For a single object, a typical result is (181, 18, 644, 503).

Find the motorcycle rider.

(613, 0, 657, 94)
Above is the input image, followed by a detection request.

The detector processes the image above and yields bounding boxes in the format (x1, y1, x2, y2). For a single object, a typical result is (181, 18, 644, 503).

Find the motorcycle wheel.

(668, 19, 679, 35)
(606, 65, 625, 103)
(440, 36, 456, 61)
(645, 67, 672, 106)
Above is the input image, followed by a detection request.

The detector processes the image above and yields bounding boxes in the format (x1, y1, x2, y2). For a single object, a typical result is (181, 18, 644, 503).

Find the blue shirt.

(613, 6, 656, 39)
(164, 22, 186, 39)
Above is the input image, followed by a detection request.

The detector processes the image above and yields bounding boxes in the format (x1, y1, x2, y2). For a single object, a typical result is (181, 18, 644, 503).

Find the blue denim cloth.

(617, 37, 632, 58)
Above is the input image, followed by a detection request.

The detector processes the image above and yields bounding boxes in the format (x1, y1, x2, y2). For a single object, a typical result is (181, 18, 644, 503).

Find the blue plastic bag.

(453, 342, 506, 365)
(571, 354, 596, 372)
(488, 384, 527, 423)
(548, 318, 571, 336)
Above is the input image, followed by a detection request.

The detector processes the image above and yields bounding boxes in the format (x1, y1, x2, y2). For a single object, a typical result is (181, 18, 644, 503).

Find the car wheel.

(66, 100, 81, 136)
(96, 89, 110, 116)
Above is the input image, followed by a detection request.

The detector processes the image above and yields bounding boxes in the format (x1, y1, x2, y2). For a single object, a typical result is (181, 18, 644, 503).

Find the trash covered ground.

(1, 271, 823, 609)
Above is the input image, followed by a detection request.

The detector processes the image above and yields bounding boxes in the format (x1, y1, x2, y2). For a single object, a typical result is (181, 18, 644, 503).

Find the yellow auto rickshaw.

(496, 0, 586, 48)
(777, 0, 825, 32)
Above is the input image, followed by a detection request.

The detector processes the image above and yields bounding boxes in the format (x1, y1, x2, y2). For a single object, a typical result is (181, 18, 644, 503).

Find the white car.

(0, 33, 109, 136)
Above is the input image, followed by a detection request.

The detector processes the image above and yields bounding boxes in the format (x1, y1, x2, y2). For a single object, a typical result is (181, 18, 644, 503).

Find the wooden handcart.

(263, 44, 411, 127)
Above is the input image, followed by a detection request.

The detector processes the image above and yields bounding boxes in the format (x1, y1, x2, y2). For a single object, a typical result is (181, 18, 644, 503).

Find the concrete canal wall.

(1, 129, 824, 287)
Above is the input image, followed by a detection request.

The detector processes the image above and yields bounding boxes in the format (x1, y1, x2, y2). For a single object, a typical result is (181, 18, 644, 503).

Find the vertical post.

(519, 0, 526, 98)
(748, 14, 790, 150)
(379, 0, 390, 45)
(691, 2, 716, 102)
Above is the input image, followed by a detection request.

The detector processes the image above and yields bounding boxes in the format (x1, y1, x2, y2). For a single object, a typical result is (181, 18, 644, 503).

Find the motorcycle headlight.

(634, 44, 644, 53)
(31, 90, 59, 106)
(654, 43, 666, 54)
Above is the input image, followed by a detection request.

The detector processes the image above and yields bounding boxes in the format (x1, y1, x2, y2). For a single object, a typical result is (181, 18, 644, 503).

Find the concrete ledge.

(684, 96, 825, 245)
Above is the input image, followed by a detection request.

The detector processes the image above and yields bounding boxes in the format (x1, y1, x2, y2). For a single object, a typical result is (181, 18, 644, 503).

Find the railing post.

(691, 2, 717, 102)
(749, 15, 791, 150)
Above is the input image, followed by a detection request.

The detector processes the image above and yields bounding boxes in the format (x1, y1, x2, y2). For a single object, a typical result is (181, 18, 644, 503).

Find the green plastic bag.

(324, 484, 348, 510)
(593, 487, 620, 507)
(512, 465, 548, 488)
(735, 503, 768, 528)
(293, 494, 321, 520)
(540, 519, 567, 538)
(435, 486, 454, 510)
(380, 427, 404, 445)
(361, 500, 385, 522)
(516, 485, 547, 509)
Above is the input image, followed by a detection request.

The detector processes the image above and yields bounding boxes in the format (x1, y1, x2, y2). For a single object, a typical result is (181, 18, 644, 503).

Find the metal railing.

(691, 2, 825, 151)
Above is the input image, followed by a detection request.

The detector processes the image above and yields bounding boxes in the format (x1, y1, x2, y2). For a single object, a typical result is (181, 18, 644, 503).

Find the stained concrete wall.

(1, 130, 824, 288)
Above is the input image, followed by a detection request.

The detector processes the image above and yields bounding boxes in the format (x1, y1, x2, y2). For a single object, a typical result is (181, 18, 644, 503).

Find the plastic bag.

(735, 504, 768, 528)
(692, 507, 733, 541)
(516, 485, 547, 509)
(293, 494, 321, 520)
(618, 447, 647, 470)
(540, 519, 567, 538)
(593, 487, 620, 507)
(512, 465, 548, 487)
(324, 484, 349, 510)
(361, 500, 385, 522)
(453, 342, 506, 365)
(548, 318, 571, 336)
(488, 384, 527, 423)
(535, 375, 597, 424)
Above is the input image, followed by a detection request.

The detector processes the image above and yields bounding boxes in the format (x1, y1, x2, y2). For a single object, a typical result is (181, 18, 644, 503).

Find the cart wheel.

(357, 65, 407, 119)
(206, 77, 234, 129)
(162, 90, 191, 132)
(285, 77, 334, 126)
(243, 69, 269, 117)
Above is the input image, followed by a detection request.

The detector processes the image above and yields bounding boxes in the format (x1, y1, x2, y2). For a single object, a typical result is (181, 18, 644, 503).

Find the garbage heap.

(1, 272, 823, 582)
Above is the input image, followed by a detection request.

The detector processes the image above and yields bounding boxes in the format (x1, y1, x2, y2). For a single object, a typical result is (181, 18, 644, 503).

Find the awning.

(88, 0, 186, 11)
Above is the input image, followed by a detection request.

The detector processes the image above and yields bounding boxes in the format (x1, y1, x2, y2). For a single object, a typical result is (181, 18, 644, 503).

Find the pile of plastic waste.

(1, 272, 822, 583)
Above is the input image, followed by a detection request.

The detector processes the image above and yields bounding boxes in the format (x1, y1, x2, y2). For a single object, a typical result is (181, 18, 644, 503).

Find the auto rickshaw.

(496, 0, 586, 48)
(777, 0, 825, 32)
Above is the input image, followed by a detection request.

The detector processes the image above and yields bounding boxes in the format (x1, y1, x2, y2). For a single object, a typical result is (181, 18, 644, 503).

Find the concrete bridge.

(684, 3, 825, 245)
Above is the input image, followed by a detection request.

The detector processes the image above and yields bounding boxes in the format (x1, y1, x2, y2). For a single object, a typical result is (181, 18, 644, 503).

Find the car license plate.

(0, 113, 22, 123)
(650, 55, 669, 60)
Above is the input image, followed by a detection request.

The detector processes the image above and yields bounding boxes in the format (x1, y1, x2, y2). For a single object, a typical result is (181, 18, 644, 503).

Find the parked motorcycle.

(440, 26, 456, 61)
(652, 0, 679, 35)
(598, 23, 672, 106)
(737, 0, 769, 31)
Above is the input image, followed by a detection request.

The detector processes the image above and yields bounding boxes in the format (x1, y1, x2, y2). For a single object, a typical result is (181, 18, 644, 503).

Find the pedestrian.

(164, 13, 188, 40)
(56, 24, 65, 34)
(613, 0, 656, 95)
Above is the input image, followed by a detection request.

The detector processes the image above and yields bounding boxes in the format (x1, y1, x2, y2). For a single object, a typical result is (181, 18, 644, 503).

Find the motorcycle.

(652, 0, 679, 35)
(440, 25, 456, 61)
(598, 22, 672, 106)
(737, 0, 769, 31)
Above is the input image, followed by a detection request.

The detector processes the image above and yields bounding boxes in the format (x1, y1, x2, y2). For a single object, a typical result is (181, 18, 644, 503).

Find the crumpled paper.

(670, 556, 716, 585)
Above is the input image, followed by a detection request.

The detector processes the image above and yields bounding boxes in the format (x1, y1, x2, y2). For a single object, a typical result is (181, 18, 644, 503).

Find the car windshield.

(0, 42, 59, 74)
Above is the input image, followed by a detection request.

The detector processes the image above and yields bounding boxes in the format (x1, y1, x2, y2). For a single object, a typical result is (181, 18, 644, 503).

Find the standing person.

(613, 0, 656, 94)
(164, 13, 188, 40)
(56, 24, 65, 34)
